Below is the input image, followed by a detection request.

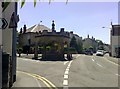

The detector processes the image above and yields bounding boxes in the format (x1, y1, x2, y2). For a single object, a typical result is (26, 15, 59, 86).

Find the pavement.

(11, 71, 43, 88)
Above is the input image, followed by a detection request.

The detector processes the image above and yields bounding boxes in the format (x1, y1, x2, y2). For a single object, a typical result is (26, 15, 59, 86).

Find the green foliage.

(70, 36, 83, 53)
(70, 36, 77, 48)
(2, 0, 69, 12)
(34, 0, 37, 7)
(21, 0, 25, 8)
(2, 2, 10, 12)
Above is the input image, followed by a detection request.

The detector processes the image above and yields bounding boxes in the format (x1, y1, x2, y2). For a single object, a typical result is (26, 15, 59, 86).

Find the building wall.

(19, 32, 37, 47)
(2, 2, 17, 86)
(111, 36, 120, 57)
(69, 32, 83, 46)
(83, 38, 92, 49)
(83, 38, 98, 52)
(2, 2, 16, 56)
(0, 2, 2, 88)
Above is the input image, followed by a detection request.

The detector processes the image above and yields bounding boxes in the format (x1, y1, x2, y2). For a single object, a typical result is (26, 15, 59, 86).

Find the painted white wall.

(2, 3, 15, 56)
(2, 2, 17, 87)
(0, 2, 2, 89)
(111, 36, 120, 56)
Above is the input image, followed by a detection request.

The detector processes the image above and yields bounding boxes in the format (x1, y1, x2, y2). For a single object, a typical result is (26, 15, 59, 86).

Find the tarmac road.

(13, 54, 119, 88)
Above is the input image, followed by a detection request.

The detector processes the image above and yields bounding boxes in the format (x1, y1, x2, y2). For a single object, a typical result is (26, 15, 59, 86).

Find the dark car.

(85, 50, 93, 55)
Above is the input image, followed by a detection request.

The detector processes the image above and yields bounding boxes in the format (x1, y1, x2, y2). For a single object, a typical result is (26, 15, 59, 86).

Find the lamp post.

(102, 26, 112, 56)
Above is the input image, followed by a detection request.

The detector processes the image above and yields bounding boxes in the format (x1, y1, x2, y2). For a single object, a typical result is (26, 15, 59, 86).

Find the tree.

(70, 36, 77, 48)
(2, 0, 69, 12)
(70, 36, 83, 53)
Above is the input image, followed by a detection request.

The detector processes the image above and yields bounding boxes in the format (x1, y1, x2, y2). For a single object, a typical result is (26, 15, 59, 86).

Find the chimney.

(23, 25, 27, 33)
(60, 28, 64, 32)
(70, 31, 73, 34)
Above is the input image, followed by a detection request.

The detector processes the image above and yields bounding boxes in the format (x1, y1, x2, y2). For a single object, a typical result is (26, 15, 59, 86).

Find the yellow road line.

(33, 74, 57, 88)
(17, 71, 57, 89)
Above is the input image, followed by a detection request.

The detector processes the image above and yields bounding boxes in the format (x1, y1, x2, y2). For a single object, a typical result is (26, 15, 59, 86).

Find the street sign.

(0, 18, 8, 29)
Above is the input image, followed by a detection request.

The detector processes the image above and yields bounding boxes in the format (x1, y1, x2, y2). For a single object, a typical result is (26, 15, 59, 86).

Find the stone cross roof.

(26, 24, 52, 33)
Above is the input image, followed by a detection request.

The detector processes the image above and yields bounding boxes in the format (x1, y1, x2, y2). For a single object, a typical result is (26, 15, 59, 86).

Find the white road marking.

(115, 74, 120, 76)
(64, 75, 68, 79)
(63, 80, 68, 85)
(97, 63, 103, 67)
(18, 58, 41, 63)
(63, 86, 69, 89)
(64, 61, 69, 65)
(67, 66, 70, 69)
(63, 60, 73, 87)
(65, 71, 69, 75)
(104, 57, 118, 66)
(66, 68, 69, 71)
(92, 59, 95, 62)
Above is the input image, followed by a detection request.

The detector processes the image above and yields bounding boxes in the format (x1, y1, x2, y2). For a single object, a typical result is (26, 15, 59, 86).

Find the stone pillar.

(42, 45, 46, 60)
(34, 43, 38, 59)
(60, 42, 65, 60)
(67, 41, 72, 60)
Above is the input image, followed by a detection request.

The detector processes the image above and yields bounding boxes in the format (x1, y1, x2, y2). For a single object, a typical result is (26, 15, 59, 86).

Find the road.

(16, 54, 119, 88)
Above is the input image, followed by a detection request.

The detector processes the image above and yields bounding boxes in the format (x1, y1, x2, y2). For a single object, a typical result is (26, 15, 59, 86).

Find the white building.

(1, 2, 18, 88)
(111, 24, 120, 57)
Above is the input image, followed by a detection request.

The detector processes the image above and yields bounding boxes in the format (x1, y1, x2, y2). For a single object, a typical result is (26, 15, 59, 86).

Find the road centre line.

(63, 80, 68, 86)
(64, 75, 68, 79)
(64, 61, 69, 65)
(63, 60, 73, 87)
(17, 71, 57, 89)
(65, 71, 69, 75)
(63, 86, 69, 89)
(66, 68, 69, 71)
(67, 66, 70, 69)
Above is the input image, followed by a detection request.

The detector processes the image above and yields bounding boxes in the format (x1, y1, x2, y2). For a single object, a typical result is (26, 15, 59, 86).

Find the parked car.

(85, 50, 93, 55)
(96, 50, 104, 56)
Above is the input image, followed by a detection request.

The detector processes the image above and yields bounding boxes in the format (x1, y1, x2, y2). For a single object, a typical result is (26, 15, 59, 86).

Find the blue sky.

(18, 2, 118, 44)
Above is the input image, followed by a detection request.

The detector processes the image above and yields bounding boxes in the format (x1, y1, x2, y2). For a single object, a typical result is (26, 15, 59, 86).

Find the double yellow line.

(17, 71, 58, 89)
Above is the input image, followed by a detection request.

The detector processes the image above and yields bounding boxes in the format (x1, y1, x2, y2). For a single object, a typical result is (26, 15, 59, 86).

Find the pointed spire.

(111, 21, 112, 26)
(110, 19, 113, 26)
(20, 28, 22, 34)
(52, 20, 55, 31)
(92, 36, 93, 39)
(87, 34, 89, 38)
(23, 24, 27, 33)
